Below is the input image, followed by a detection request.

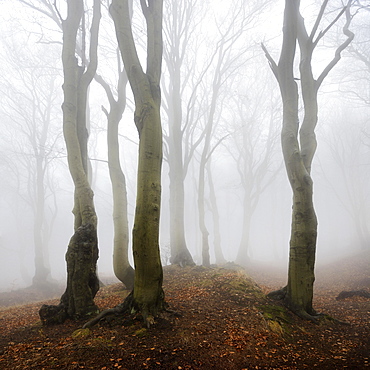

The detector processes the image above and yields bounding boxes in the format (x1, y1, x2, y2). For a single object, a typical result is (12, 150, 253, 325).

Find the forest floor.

(0, 250, 369, 369)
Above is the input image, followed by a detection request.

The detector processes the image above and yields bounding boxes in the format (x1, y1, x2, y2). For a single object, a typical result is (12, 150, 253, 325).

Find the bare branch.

(261, 43, 278, 80)
(316, 1, 354, 88)
(312, 4, 347, 48)
(309, 0, 329, 42)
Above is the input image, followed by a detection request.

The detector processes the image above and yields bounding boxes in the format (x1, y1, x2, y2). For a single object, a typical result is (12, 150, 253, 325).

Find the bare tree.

(262, 0, 354, 320)
(39, 0, 102, 324)
(110, 0, 165, 324)
(95, 43, 134, 288)
(320, 108, 370, 251)
(195, 2, 255, 266)
(0, 33, 63, 290)
(161, 0, 199, 267)
(226, 89, 281, 267)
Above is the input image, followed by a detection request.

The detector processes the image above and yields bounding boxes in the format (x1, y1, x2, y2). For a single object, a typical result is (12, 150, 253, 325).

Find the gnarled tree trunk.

(39, 0, 101, 325)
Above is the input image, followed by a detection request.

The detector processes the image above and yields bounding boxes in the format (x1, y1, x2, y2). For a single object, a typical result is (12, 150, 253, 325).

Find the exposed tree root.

(266, 287, 351, 325)
(293, 309, 320, 324)
(82, 291, 178, 329)
(267, 287, 320, 323)
(83, 291, 134, 329)
(267, 287, 287, 301)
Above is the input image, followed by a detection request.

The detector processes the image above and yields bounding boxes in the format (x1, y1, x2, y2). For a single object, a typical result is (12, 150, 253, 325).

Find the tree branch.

(261, 43, 278, 80)
(316, 1, 354, 88)
(309, 0, 329, 42)
(312, 4, 346, 48)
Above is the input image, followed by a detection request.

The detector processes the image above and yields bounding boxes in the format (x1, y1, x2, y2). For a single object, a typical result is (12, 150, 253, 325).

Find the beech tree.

(196, 3, 252, 266)
(0, 37, 63, 289)
(110, 0, 165, 323)
(323, 111, 370, 251)
(95, 49, 134, 289)
(39, 0, 101, 324)
(17, 0, 135, 290)
(262, 0, 353, 320)
(227, 91, 281, 267)
(161, 0, 198, 267)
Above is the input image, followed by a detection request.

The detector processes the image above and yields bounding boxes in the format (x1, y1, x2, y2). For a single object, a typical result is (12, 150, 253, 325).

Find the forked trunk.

(39, 0, 101, 325)
(110, 0, 165, 323)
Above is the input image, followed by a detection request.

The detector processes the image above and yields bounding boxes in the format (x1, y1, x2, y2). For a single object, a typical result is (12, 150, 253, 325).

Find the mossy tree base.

(267, 286, 321, 323)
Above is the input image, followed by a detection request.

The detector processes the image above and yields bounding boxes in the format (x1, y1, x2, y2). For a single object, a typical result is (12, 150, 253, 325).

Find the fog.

(0, 0, 369, 293)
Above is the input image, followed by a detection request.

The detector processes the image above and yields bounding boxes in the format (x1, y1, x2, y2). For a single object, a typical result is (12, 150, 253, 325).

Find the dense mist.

(0, 0, 369, 294)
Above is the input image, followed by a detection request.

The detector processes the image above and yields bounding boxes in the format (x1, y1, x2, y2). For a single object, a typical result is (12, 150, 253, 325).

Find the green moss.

(89, 337, 115, 347)
(261, 304, 291, 322)
(195, 278, 214, 288)
(72, 328, 91, 339)
(134, 328, 148, 337)
(259, 304, 293, 337)
(267, 320, 284, 335)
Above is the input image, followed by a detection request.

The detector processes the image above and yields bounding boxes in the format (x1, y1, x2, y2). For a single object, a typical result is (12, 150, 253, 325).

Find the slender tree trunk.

(108, 102, 134, 290)
(32, 90, 54, 288)
(167, 58, 194, 266)
(262, 0, 353, 319)
(110, 0, 165, 323)
(262, 0, 317, 318)
(236, 202, 252, 267)
(198, 149, 210, 267)
(169, 160, 194, 266)
(168, 113, 194, 266)
(32, 154, 50, 287)
(207, 160, 226, 265)
(96, 62, 135, 289)
(277, 0, 318, 318)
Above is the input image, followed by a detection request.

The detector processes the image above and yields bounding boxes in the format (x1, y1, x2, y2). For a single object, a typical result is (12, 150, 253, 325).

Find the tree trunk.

(169, 162, 194, 266)
(198, 155, 210, 267)
(262, 0, 353, 319)
(166, 50, 194, 267)
(236, 205, 252, 267)
(262, 0, 317, 318)
(132, 99, 165, 319)
(207, 160, 226, 265)
(278, 0, 318, 318)
(39, 0, 101, 325)
(109, 104, 134, 290)
(96, 64, 135, 290)
(110, 0, 165, 323)
(32, 154, 51, 288)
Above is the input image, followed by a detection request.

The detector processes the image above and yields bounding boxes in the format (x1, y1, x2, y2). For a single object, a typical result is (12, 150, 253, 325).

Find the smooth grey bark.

(95, 55, 134, 290)
(207, 160, 226, 265)
(162, 0, 198, 267)
(262, 0, 353, 319)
